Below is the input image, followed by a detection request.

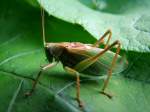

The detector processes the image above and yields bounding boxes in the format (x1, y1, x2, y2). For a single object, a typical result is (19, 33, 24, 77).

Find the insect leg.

(100, 41, 120, 98)
(93, 29, 112, 48)
(74, 41, 120, 98)
(64, 66, 83, 108)
(25, 62, 57, 96)
(74, 40, 119, 72)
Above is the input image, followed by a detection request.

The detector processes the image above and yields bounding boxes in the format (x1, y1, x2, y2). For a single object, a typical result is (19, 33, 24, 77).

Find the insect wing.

(68, 47, 128, 75)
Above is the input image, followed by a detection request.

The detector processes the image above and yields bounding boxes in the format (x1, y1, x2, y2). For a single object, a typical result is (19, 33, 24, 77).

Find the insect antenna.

(41, 7, 46, 46)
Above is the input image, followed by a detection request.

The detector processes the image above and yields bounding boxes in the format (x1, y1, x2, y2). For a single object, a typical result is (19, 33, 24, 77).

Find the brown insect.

(25, 6, 127, 108)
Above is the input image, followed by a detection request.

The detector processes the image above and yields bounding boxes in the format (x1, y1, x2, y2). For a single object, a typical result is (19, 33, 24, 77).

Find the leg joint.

(64, 66, 79, 76)
(114, 40, 121, 46)
(107, 29, 112, 34)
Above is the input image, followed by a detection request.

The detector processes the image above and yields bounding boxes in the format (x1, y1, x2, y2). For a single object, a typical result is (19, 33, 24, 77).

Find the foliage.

(0, 0, 150, 112)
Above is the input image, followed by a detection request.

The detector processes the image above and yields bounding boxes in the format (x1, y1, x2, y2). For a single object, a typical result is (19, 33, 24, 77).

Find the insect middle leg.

(64, 66, 83, 108)
(25, 62, 57, 96)
(93, 29, 112, 48)
(74, 40, 120, 98)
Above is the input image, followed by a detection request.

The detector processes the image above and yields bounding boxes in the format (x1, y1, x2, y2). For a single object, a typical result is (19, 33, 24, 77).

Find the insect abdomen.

(59, 47, 127, 77)
(60, 50, 86, 68)
(59, 49, 104, 76)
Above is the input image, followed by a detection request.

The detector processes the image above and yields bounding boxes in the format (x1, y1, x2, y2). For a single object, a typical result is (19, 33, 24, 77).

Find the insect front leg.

(25, 62, 57, 96)
(64, 66, 83, 108)
(93, 29, 112, 48)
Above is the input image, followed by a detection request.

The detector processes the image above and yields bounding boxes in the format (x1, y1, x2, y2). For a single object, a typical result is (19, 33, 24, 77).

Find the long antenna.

(41, 6, 46, 46)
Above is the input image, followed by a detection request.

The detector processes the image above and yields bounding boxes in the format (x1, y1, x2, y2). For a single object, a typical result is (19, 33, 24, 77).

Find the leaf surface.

(0, 0, 150, 112)
(38, 0, 150, 52)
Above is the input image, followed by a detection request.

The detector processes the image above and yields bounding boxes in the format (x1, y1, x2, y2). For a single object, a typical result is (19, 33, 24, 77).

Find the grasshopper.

(25, 7, 127, 108)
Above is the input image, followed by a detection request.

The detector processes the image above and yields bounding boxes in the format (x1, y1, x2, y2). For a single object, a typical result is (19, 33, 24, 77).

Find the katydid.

(25, 7, 127, 108)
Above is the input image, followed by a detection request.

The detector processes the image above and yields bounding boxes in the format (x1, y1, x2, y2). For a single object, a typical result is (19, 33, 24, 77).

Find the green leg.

(93, 29, 112, 48)
(64, 66, 83, 108)
(25, 62, 57, 96)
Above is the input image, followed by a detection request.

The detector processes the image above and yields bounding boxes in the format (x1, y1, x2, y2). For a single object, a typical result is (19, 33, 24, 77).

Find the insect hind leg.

(100, 40, 120, 99)
(73, 40, 120, 99)
(93, 29, 112, 48)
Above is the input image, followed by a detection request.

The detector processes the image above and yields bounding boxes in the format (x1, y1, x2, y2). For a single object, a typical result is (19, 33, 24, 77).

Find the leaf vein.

(7, 80, 23, 112)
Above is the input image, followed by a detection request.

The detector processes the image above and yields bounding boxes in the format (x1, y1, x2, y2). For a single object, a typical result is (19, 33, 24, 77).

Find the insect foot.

(76, 98, 84, 108)
(100, 91, 113, 99)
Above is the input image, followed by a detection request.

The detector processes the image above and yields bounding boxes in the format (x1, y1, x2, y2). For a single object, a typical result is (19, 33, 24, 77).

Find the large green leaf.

(0, 0, 150, 112)
(38, 0, 150, 52)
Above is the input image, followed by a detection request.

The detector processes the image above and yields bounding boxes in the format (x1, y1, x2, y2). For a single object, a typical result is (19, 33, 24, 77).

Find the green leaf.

(38, 0, 150, 52)
(0, 1, 82, 112)
(0, 0, 150, 112)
